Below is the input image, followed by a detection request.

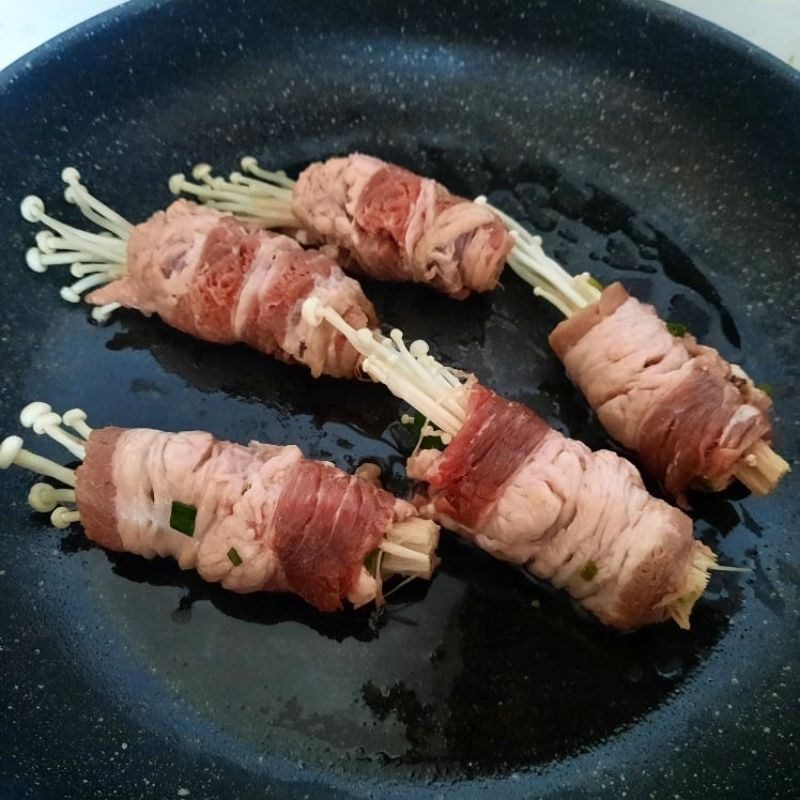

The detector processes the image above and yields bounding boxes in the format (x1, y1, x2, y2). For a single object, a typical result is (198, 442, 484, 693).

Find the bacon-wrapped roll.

(407, 382, 707, 630)
(0, 403, 439, 611)
(302, 298, 725, 630)
(170, 155, 514, 299)
(483, 204, 789, 500)
(22, 170, 378, 379)
(549, 282, 774, 503)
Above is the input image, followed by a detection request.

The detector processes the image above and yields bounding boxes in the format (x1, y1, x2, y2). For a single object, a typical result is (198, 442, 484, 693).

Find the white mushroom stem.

(62, 167, 133, 239)
(302, 297, 468, 436)
(91, 303, 122, 323)
(28, 483, 76, 512)
(660, 542, 717, 630)
(380, 518, 440, 580)
(20, 402, 85, 459)
(240, 156, 297, 188)
(60, 272, 114, 304)
(21, 167, 130, 304)
(475, 196, 601, 316)
(1, 403, 95, 529)
(168, 159, 298, 228)
(733, 440, 790, 496)
(0, 403, 92, 491)
(0, 436, 77, 487)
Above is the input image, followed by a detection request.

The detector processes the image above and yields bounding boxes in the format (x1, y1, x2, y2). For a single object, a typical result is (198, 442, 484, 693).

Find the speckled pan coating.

(0, 1, 797, 799)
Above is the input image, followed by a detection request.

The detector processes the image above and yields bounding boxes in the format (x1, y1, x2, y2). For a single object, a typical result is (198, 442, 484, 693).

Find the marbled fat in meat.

(408, 382, 703, 629)
(549, 282, 772, 501)
(87, 200, 377, 378)
(292, 155, 514, 299)
(74, 426, 417, 610)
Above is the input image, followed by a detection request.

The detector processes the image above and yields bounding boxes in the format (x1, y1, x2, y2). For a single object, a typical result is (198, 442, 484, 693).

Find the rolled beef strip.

(292, 154, 514, 299)
(88, 200, 377, 378)
(408, 382, 711, 630)
(549, 283, 773, 503)
(75, 426, 419, 611)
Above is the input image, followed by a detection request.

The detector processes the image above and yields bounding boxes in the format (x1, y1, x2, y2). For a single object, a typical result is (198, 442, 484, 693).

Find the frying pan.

(0, 0, 797, 797)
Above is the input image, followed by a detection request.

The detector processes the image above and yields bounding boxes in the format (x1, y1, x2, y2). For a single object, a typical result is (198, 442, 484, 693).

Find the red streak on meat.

(426, 384, 550, 527)
(292, 155, 514, 298)
(408, 382, 701, 629)
(356, 165, 422, 242)
(75, 427, 125, 552)
(174, 216, 261, 342)
(273, 460, 396, 611)
(266, 249, 333, 342)
(72, 426, 413, 610)
(86, 200, 377, 378)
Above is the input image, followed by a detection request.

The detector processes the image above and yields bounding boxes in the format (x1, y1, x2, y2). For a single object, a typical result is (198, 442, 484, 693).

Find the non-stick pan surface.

(0, 1, 797, 797)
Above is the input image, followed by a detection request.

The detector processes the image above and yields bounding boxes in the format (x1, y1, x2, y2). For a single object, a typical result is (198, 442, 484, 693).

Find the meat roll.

(407, 382, 710, 630)
(22, 170, 379, 379)
(171, 155, 514, 299)
(0, 403, 439, 612)
(169, 158, 787, 498)
(549, 282, 774, 503)
(486, 202, 789, 500)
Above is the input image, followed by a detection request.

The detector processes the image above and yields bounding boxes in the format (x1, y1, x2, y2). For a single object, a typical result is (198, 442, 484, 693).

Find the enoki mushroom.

(302, 297, 468, 436)
(21, 168, 131, 322)
(168, 158, 299, 228)
(477, 197, 790, 497)
(169, 157, 787, 496)
(0, 402, 90, 528)
(22, 165, 787, 496)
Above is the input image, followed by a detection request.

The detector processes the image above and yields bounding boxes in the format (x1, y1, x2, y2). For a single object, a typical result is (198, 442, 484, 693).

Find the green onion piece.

(587, 276, 605, 291)
(666, 321, 688, 337)
(757, 383, 774, 398)
(580, 560, 598, 581)
(227, 547, 243, 567)
(364, 548, 380, 576)
(170, 501, 197, 536)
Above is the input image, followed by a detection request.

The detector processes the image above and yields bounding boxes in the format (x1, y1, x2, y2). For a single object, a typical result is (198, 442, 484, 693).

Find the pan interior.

(0, 1, 796, 798)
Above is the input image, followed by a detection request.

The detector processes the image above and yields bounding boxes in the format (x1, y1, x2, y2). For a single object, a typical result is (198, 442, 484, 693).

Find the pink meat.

(549, 283, 773, 502)
(407, 383, 699, 629)
(74, 426, 413, 611)
(87, 200, 378, 378)
(292, 155, 514, 299)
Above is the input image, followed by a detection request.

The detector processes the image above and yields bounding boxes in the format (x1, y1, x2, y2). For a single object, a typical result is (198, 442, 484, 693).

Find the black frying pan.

(0, 1, 797, 798)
